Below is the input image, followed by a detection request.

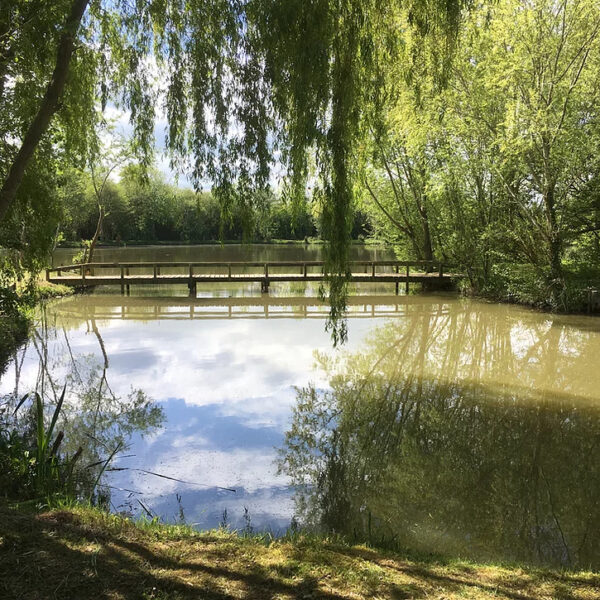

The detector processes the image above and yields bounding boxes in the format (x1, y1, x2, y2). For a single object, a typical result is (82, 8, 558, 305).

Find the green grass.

(34, 279, 73, 300)
(0, 505, 598, 599)
(1, 387, 73, 503)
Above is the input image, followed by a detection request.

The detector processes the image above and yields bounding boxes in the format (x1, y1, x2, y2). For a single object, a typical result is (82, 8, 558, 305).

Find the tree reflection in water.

(279, 301, 600, 568)
(1, 306, 164, 503)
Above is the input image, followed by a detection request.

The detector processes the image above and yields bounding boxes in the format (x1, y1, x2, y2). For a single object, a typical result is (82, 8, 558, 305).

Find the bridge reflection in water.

(52, 294, 456, 321)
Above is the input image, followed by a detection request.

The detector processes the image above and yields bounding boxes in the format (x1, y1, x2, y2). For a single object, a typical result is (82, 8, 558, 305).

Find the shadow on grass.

(0, 508, 598, 600)
(0, 508, 349, 599)
(330, 546, 600, 600)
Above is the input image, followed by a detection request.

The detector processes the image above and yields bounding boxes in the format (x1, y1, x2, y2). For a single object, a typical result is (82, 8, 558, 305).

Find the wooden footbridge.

(46, 260, 457, 296)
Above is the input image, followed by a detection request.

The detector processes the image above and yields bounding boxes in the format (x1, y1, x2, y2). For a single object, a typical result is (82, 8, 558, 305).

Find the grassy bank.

(0, 506, 597, 599)
(34, 279, 73, 300)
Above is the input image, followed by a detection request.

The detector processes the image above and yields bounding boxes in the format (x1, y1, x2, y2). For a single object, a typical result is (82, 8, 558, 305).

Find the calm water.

(2, 245, 600, 568)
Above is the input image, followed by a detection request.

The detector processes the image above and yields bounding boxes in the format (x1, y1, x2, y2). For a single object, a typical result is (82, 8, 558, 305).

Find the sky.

(103, 104, 194, 189)
(103, 102, 288, 192)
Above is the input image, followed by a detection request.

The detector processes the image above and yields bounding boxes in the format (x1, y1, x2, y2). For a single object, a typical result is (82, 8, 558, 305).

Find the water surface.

(2, 245, 600, 568)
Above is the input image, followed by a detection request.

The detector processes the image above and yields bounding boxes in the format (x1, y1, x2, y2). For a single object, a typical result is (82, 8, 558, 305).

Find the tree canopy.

(362, 0, 600, 309)
(6, 0, 599, 333)
(1, 0, 466, 341)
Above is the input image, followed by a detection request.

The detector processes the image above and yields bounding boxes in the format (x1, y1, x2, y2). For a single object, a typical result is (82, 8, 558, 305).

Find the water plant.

(0, 386, 83, 504)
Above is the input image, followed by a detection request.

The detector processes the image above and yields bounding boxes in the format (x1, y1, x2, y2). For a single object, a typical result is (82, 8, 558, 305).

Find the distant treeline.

(59, 167, 372, 245)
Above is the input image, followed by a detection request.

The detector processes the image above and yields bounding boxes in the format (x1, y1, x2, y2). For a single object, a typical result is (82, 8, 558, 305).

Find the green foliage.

(1, 0, 465, 343)
(1, 373, 164, 505)
(0, 257, 36, 371)
(59, 166, 328, 244)
(8, 0, 599, 325)
(362, 0, 600, 309)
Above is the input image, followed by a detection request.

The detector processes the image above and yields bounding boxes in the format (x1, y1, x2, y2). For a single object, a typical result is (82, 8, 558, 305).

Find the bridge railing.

(48, 259, 447, 280)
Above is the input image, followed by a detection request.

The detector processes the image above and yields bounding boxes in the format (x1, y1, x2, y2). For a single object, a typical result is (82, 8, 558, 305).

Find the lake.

(2, 244, 600, 569)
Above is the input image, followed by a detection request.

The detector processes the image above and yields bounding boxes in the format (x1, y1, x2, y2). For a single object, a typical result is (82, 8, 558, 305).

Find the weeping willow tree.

(0, 0, 465, 341)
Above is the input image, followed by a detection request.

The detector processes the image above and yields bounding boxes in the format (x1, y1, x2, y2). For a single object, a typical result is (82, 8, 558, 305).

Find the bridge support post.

(262, 263, 270, 294)
(120, 267, 125, 295)
(126, 267, 130, 295)
(405, 265, 410, 295)
(188, 264, 195, 297)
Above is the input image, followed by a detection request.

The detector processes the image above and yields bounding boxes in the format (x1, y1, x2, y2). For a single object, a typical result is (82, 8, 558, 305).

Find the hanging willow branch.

(0, 0, 465, 340)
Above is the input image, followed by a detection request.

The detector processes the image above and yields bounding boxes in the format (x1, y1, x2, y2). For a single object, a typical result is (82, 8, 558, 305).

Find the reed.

(0, 386, 83, 504)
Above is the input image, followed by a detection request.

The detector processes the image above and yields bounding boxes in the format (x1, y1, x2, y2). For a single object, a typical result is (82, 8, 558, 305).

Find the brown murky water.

(280, 300, 600, 568)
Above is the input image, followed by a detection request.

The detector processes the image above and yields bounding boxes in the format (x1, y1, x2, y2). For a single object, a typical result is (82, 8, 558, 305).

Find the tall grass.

(0, 386, 83, 504)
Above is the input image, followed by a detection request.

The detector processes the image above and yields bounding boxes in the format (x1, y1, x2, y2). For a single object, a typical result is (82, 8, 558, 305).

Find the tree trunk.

(412, 166, 434, 263)
(544, 183, 564, 308)
(87, 205, 104, 265)
(0, 0, 90, 223)
(418, 197, 434, 263)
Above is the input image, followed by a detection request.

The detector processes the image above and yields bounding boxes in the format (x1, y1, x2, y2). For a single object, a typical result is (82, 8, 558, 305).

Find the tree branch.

(0, 0, 90, 222)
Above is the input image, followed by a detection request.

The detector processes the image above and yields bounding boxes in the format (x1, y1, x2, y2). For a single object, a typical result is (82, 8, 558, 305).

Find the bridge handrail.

(50, 259, 447, 272)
